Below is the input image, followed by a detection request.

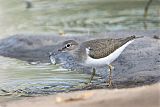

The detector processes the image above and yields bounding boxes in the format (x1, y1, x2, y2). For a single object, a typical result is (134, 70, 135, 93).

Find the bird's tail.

(121, 35, 143, 45)
(131, 35, 144, 39)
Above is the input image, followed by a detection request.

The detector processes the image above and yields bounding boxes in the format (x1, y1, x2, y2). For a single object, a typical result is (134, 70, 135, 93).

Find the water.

(0, 0, 160, 102)
(0, 56, 90, 102)
(0, 0, 159, 37)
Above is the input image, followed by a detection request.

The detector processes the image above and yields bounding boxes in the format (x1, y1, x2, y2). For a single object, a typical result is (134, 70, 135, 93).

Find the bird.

(50, 35, 143, 87)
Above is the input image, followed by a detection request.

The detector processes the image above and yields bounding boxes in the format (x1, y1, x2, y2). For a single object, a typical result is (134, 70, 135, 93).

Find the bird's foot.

(106, 64, 113, 87)
(86, 79, 93, 85)
(106, 78, 112, 87)
(72, 82, 92, 90)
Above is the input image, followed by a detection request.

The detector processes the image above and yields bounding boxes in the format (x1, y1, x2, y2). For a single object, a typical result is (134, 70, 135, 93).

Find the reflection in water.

(143, 0, 153, 29)
(0, 56, 90, 101)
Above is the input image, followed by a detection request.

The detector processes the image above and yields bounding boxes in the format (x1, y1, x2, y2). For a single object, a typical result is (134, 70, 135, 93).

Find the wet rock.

(0, 30, 160, 88)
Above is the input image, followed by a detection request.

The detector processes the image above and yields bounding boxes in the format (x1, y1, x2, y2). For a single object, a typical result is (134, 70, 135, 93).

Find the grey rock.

(0, 30, 159, 87)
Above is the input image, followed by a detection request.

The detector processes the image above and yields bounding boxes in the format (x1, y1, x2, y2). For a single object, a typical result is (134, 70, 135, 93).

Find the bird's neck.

(69, 46, 87, 64)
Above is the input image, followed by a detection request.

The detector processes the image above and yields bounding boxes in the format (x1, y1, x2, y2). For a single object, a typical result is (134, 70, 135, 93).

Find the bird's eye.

(66, 43, 71, 48)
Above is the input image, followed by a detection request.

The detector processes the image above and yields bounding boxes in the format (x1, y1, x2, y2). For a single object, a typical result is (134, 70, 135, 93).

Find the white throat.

(85, 40, 134, 66)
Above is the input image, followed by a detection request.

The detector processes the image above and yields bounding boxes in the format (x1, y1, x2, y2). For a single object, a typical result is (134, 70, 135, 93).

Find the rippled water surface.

(0, 0, 160, 37)
(0, 0, 160, 102)
(0, 56, 90, 102)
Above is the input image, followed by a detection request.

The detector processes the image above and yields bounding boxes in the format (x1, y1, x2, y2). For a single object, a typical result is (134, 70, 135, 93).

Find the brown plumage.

(83, 35, 138, 59)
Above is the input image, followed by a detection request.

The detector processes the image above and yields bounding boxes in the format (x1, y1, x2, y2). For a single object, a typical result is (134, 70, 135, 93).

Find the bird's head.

(58, 40, 79, 52)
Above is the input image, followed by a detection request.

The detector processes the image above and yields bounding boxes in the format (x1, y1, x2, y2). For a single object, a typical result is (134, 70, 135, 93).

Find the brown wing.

(83, 36, 136, 59)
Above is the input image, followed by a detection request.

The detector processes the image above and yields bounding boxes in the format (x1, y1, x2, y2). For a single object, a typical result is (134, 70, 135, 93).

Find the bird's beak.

(50, 57, 56, 65)
(58, 46, 66, 52)
(49, 52, 56, 65)
(49, 52, 53, 57)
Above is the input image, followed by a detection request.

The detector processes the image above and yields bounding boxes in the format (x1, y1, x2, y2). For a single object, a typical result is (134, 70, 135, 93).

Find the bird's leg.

(73, 68, 96, 89)
(107, 64, 113, 87)
(87, 68, 96, 84)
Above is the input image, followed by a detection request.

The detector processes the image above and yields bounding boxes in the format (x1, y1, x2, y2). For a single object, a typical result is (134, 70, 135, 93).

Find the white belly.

(85, 40, 134, 66)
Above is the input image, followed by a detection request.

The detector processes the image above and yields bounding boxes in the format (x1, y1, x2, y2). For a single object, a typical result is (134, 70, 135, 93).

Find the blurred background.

(0, 0, 159, 38)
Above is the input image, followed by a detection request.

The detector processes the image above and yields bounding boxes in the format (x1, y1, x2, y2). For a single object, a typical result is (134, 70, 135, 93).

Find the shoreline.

(1, 83, 159, 107)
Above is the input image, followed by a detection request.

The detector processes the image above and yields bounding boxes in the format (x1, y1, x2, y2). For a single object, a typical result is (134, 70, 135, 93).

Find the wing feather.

(83, 36, 136, 59)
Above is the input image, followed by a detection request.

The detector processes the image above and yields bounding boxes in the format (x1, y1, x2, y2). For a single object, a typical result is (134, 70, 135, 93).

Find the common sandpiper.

(50, 35, 143, 87)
